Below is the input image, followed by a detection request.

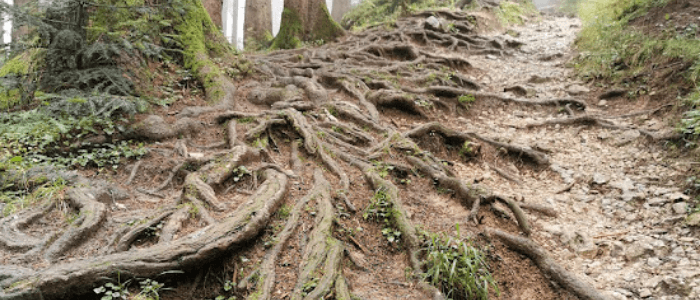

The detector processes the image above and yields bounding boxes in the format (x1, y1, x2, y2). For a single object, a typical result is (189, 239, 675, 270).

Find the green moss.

(310, 5, 344, 44)
(0, 53, 32, 77)
(271, 8, 303, 50)
(496, 1, 538, 26)
(174, 0, 231, 103)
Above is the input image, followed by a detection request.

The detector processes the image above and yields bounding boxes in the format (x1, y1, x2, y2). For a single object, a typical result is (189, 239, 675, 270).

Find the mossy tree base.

(272, 0, 345, 49)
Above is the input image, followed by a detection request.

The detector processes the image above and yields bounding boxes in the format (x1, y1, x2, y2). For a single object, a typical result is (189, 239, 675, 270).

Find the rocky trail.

(0, 8, 698, 300)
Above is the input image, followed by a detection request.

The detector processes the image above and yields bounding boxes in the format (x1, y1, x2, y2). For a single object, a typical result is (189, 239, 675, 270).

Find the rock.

(665, 192, 690, 201)
(672, 202, 687, 215)
(567, 84, 590, 96)
(624, 241, 652, 261)
(639, 288, 652, 298)
(686, 212, 700, 226)
(615, 129, 641, 145)
(592, 173, 608, 185)
(647, 257, 662, 268)
(597, 100, 608, 106)
(648, 197, 668, 206)
(574, 194, 595, 203)
(611, 178, 636, 192)
(486, 54, 497, 60)
(424, 16, 442, 31)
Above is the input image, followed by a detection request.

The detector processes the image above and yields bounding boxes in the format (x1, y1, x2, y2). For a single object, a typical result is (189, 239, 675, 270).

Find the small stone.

(598, 100, 608, 106)
(648, 197, 668, 206)
(592, 173, 608, 185)
(686, 212, 700, 227)
(639, 288, 652, 298)
(647, 257, 662, 268)
(665, 192, 690, 201)
(486, 54, 497, 60)
(567, 84, 590, 96)
(424, 16, 441, 31)
(672, 202, 687, 215)
(624, 241, 651, 261)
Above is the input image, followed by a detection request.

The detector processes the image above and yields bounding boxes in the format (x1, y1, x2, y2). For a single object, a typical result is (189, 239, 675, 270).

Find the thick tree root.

(247, 169, 329, 299)
(407, 156, 532, 235)
(0, 168, 289, 299)
(286, 169, 354, 300)
(44, 187, 108, 262)
(356, 161, 445, 300)
(487, 229, 613, 300)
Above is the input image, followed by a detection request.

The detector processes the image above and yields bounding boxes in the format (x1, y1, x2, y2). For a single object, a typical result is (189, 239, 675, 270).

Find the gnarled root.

(486, 229, 613, 300)
(0, 168, 289, 299)
(357, 161, 445, 300)
(283, 169, 354, 300)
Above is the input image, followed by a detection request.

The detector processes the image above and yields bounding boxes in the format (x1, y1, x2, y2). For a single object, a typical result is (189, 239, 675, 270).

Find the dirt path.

(463, 16, 700, 300)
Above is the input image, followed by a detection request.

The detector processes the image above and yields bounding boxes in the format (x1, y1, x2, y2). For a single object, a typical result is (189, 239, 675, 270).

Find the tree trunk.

(331, 0, 353, 23)
(244, 0, 272, 41)
(271, 0, 344, 49)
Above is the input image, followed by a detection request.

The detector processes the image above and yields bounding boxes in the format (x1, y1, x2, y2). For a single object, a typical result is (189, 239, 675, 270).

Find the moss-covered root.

(0, 169, 289, 299)
(358, 162, 445, 300)
(43, 187, 108, 262)
(285, 109, 354, 209)
(116, 208, 176, 252)
(487, 229, 613, 300)
(0, 203, 55, 252)
(289, 169, 341, 300)
(132, 115, 204, 141)
(248, 168, 328, 300)
(174, 0, 235, 106)
(181, 146, 261, 212)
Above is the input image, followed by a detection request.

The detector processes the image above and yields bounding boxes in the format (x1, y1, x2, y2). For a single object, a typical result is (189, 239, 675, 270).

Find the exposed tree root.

(287, 169, 353, 300)
(357, 161, 446, 300)
(44, 187, 108, 262)
(525, 115, 684, 141)
(487, 229, 613, 300)
(0, 167, 288, 299)
(246, 169, 328, 299)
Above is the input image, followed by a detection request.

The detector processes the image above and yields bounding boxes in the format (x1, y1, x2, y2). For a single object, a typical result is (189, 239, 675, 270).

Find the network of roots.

(0, 9, 629, 300)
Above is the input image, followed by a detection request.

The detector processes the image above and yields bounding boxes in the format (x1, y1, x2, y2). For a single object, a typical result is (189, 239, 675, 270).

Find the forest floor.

(2, 6, 699, 300)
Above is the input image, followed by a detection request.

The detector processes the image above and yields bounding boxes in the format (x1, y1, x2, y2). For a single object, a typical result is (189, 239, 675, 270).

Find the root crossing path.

(1, 13, 697, 300)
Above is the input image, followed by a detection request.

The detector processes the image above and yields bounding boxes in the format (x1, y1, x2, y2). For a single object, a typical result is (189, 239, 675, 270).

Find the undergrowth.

(342, 0, 458, 31)
(575, 0, 700, 135)
(495, 1, 538, 26)
(420, 225, 498, 300)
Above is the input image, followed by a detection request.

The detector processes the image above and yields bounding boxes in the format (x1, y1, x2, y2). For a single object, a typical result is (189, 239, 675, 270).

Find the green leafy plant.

(457, 94, 475, 109)
(135, 279, 164, 300)
(421, 226, 498, 300)
(94, 275, 132, 300)
(459, 141, 474, 158)
(363, 187, 401, 243)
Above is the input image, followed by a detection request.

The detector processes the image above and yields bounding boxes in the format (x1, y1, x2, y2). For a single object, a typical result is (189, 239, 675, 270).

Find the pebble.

(598, 100, 608, 106)
(639, 288, 652, 298)
(672, 202, 687, 215)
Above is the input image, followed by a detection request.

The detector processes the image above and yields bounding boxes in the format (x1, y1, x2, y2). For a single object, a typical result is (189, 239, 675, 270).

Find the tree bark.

(272, 0, 345, 49)
(244, 0, 272, 41)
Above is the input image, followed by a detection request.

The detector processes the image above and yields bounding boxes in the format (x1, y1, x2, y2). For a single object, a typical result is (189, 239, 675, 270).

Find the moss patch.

(310, 5, 344, 44)
(271, 8, 303, 49)
(174, 0, 231, 103)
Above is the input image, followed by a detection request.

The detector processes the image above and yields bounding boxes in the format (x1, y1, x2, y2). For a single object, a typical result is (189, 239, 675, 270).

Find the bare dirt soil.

(1, 8, 698, 300)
